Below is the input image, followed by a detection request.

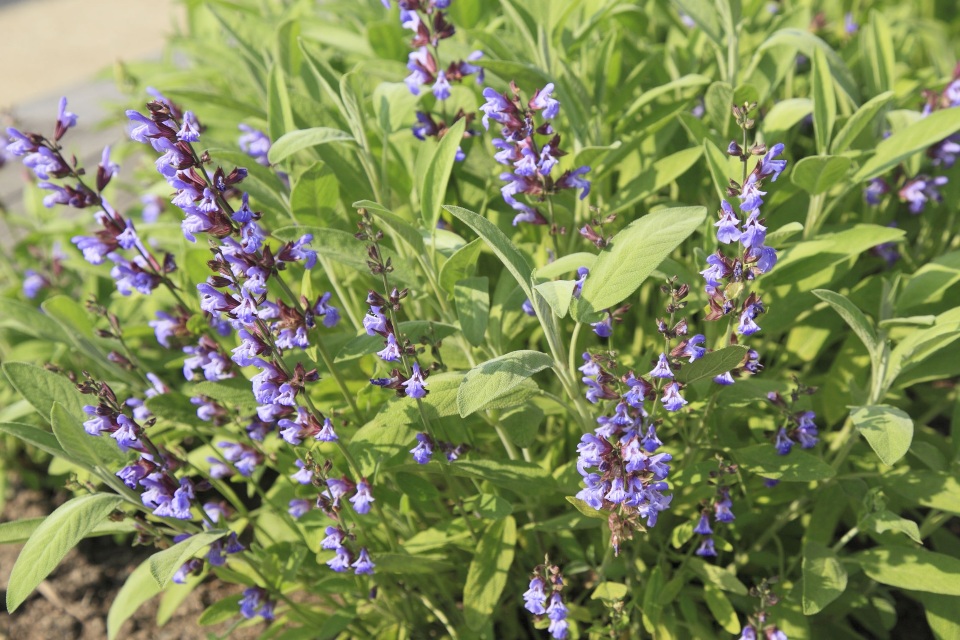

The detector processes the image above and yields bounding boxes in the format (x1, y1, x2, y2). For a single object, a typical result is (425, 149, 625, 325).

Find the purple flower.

(649, 353, 674, 379)
(739, 174, 767, 212)
(757, 143, 787, 181)
(22, 270, 48, 298)
(56, 97, 78, 136)
(377, 333, 403, 362)
(112, 415, 140, 451)
(739, 214, 767, 249)
(715, 200, 741, 244)
(238, 124, 271, 166)
(327, 547, 352, 572)
(288, 499, 311, 518)
(844, 12, 859, 35)
(177, 111, 201, 142)
(523, 577, 547, 615)
(239, 587, 275, 620)
(899, 175, 948, 214)
(410, 432, 434, 464)
(316, 417, 338, 442)
(693, 512, 713, 535)
(680, 334, 706, 362)
(661, 382, 687, 411)
(521, 299, 536, 316)
(529, 83, 560, 119)
(172, 558, 203, 584)
(546, 592, 568, 639)
(291, 459, 313, 485)
(352, 547, 375, 575)
(350, 479, 375, 515)
(363, 305, 388, 336)
(480, 88, 513, 130)
(321, 526, 344, 550)
(432, 71, 451, 100)
(591, 315, 613, 338)
(775, 427, 794, 455)
(737, 303, 762, 336)
(572, 267, 589, 299)
(714, 488, 735, 522)
(695, 536, 717, 557)
(403, 362, 429, 399)
(557, 166, 591, 199)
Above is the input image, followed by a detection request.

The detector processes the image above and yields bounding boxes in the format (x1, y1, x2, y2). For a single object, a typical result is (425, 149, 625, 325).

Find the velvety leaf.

(687, 557, 748, 595)
(883, 470, 960, 515)
(149, 530, 228, 589)
(533, 279, 577, 319)
(850, 404, 913, 466)
(457, 350, 553, 417)
(267, 126, 354, 164)
(812, 289, 878, 354)
(732, 444, 835, 482)
(445, 205, 534, 300)
(704, 585, 740, 634)
(831, 91, 894, 154)
(802, 542, 848, 614)
(107, 556, 165, 639)
(0, 422, 66, 459)
(791, 156, 851, 195)
(439, 238, 483, 295)
(853, 108, 960, 181)
(463, 517, 516, 630)
(862, 510, 922, 544)
(420, 118, 466, 229)
(6, 493, 123, 612)
(811, 47, 836, 154)
(50, 401, 127, 469)
(675, 346, 748, 384)
(575, 206, 707, 320)
(455, 277, 490, 347)
(2, 362, 87, 425)
(608, 147, 704, 214)
(565, 496, 607, 520)
(854, 547, 960, 595)
(592, 582, 629, 602)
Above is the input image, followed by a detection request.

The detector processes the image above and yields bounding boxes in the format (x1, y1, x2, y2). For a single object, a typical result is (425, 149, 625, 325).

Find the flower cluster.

(523, 562, 569, 639)
(321, 525, 375, 575)
(767, 385, 820, 455)
(692, 462, 737, 558)
(172, 508, 245, 584)
(480, 82, 591, 225)
(239, 586, 276, 621)
(738, 580, 788, 640)
(409, 432, 468, 464)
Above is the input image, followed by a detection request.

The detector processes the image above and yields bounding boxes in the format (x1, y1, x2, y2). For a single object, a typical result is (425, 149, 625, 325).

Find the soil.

(0, 481, 263, 640)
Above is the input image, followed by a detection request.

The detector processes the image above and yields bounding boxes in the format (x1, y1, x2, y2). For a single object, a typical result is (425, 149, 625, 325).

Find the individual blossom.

(410, 432, 434, 464)
(351, 547, 375, 575)
(350, 479, 375, 515)
(899, 175, 948, 214)
(239, 586, 275, 621)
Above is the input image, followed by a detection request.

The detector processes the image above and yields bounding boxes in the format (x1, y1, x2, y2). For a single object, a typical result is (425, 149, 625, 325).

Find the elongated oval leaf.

(463, 517, 516, 630)
(51, 401, 127, 469)
(802, 542, 848, 614)
(149, 530, 228, 589)
(575, 206, 707, 320)
(267, 127, 354, 164)
(855, 547, 960, 595)
(6, 493, 123, 612)
(458, 350, 553, 417)
(444, 205, 534, 299)
(455, 277, 490, 347)
(608, 147, 704, 214)
(676, 346, 748, 384)
(107, 556, 163, 639)
(0, 422, 66, 459)
(791, 156, 851, 195)
(704, 585, 741, 634)
(2, 362, 87, 424)
(439, 237, 483, 295)
(533, 280, 577, 318)
(732, 444, 835, 482)
(812, 289, 878, 353)
(853, 108, 960, 181)
(811, 47, 836, 154)
(831, 91, 894, 154)
(421, 118, 466, 229)
(850, 404, 913, 466)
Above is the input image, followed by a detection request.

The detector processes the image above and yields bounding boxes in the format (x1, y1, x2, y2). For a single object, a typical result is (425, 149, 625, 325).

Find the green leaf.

(455, 277, 490, 347)
(271, 226, 371, 273)
(439, 237, 484, 296)
(862, 510, 922, 544)
(6, 493, 123, 612)
(704, 585, 740, 634)
(802, 542, 848, 615)
(860, 11, 896, 96)
(412, 459, 556, 495)
(463, 517, 516, 630)
(883, 470, 960, 515)
(2, 362, 87, 424)
(812, 289, 878, 354)
(850, 405, 914, 466)
(457, 350, 553, 417)
(811, 47, 836, 155)
(188, 379, 259, 411)
(533, 253, 597, 279)
(353, 200, 425, 254)
(732, 444, 835, 482)
(0, 517, 136, 545)
(149, 530, 228, 589)
(533, 280, 577, 319)
(754, 29, 859, 106)
(608, 147, 704, 214)
(592, 582, 629, 602)
(831, 91, 894, 154)
(670, 0, 723, 48)
(267, 64, 295, 145)
(0, 422, 66, 459)
(766, 221, 804, 245)
(462, 494, 513, 520)
(445, 205, 534, 300)
(854, 547, 960, 595)
(107, 556, 164, 639)
(704, 82, 734, 137)
(897, 250, 960, 311)
(675, 346, 748, 384)
(853, 108, 960, 182)
(267, 127, 354, 164)
(420, 118, 466, 229)
(500, 405, 544, 448)
(791, 156, 851, 195)
(687, 557, 748, 595)
(291, 163, 339, 226)
(574, 206, 707, 320)
(373, 552, 453, 575)
(912, 593, 960, 640)
(565, 496, 607, 520)
(51, 402, 127, 469)
(196, 594, 243, 626)
(0, 298, 72, 343)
